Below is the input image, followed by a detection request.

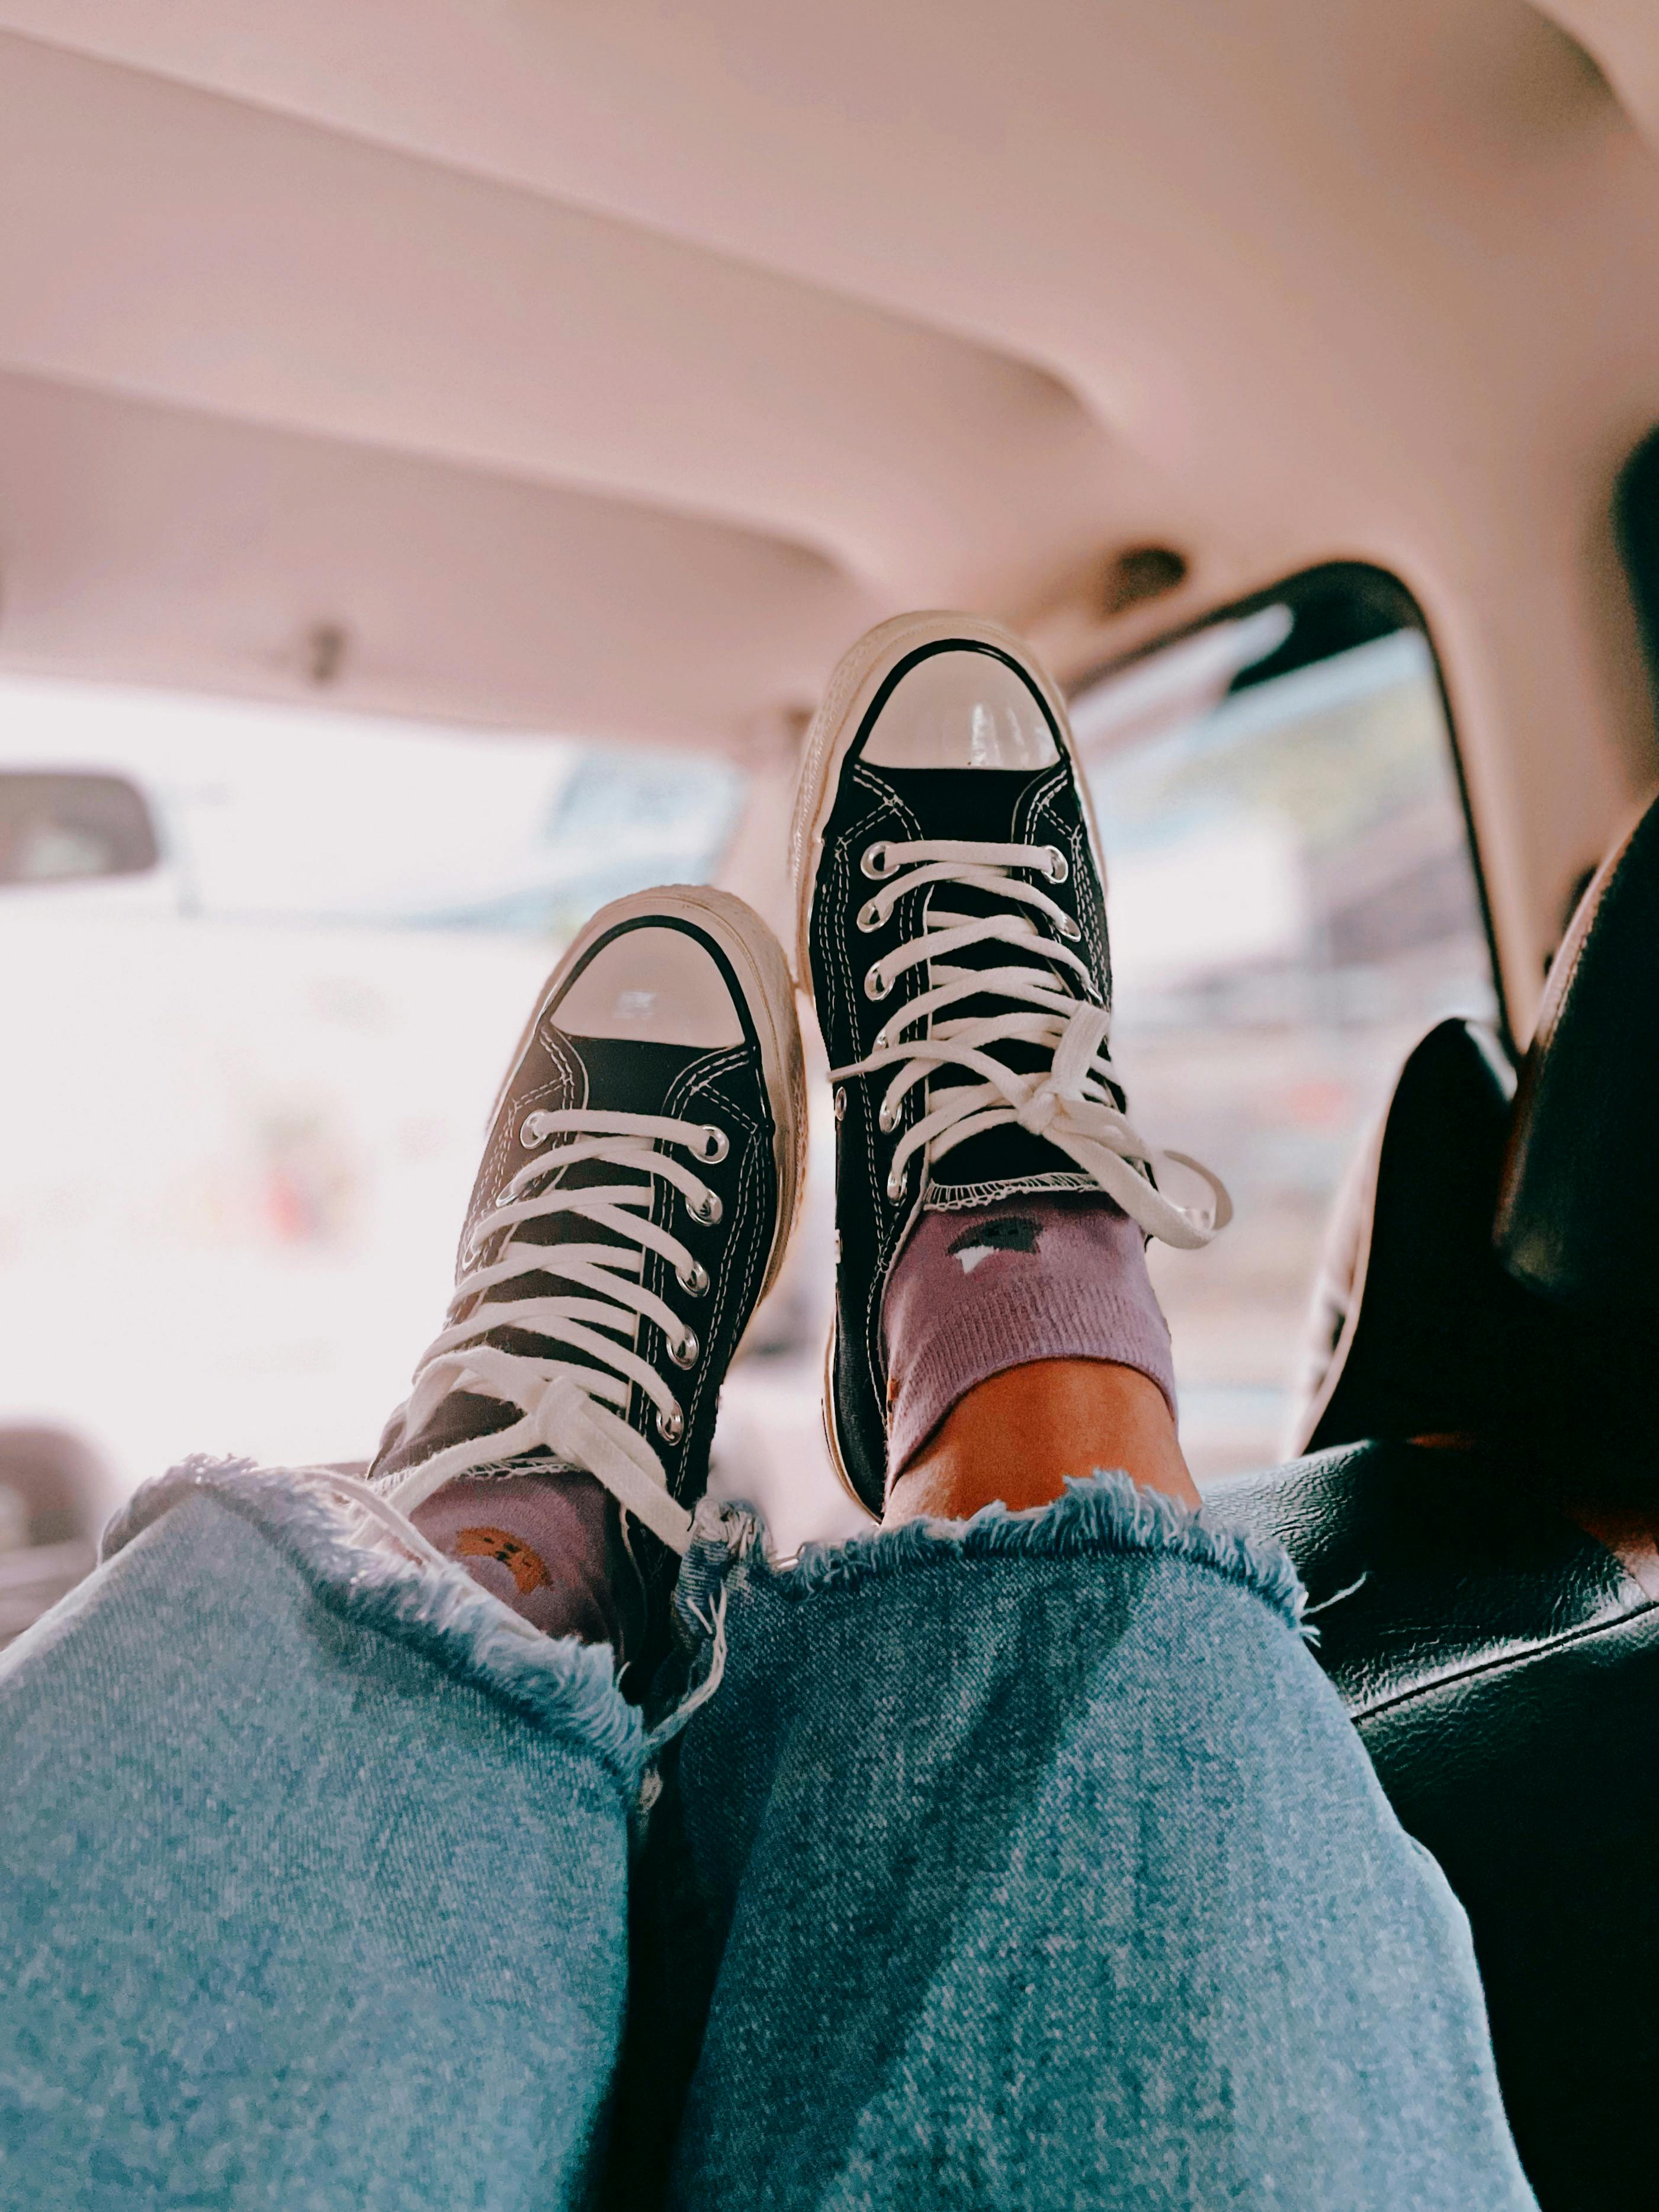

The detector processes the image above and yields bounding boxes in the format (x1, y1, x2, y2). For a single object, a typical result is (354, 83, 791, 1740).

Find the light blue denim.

(0, 1459, 1537, 2210)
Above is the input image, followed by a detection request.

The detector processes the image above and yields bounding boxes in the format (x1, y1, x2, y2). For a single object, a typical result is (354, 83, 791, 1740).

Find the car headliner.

(0, 0, 1655, 1026)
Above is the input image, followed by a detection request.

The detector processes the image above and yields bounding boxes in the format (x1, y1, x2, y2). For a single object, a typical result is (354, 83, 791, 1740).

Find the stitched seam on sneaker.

(836, 773, 922, 1429)
(668, 1052, 762, 1456)
(923, 1173, 1095, 1211)
(1023, 770, 1105, 987)
(1034, 781, 1090, 936)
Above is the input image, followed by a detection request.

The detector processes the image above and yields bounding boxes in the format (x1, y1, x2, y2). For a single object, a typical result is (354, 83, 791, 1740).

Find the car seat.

(1209, 792, 1659, 2211)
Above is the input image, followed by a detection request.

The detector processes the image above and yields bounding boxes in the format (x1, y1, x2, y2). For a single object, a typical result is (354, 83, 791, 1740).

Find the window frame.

(1067, 559, 1510, 1054)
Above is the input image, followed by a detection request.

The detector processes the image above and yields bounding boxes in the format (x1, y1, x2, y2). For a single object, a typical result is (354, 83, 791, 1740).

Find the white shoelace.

(377, 1107, 729, 1553)
(833, 836, 1230, 1248)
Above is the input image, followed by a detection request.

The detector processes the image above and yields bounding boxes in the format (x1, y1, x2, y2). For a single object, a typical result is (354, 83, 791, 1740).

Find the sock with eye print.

(880, 1193, 1177, 1487)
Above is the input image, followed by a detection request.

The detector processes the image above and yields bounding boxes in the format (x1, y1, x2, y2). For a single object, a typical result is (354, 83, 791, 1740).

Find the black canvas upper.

(805, 644, 1115, 1511)
(373, 916, 782, 1531)
(1289, 1016, 1529, 1456)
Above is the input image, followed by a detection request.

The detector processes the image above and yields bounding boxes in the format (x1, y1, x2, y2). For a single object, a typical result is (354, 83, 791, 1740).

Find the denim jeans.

(0, 1459, 1536, 2210)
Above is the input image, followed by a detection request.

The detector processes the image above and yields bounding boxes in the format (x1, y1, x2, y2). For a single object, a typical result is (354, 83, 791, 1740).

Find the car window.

(0, 678, 742, 1514)
(1070, 567, 1499, 1479)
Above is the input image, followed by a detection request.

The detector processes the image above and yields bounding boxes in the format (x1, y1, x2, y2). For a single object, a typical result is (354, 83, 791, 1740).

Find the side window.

(0, 679, 743, 1514)
(1070, 565, 1500, 1480)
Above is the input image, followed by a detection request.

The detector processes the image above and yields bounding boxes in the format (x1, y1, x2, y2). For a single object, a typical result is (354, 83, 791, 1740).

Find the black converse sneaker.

(791, 612, 1227, 1513)
(371, 886, 806, 1629)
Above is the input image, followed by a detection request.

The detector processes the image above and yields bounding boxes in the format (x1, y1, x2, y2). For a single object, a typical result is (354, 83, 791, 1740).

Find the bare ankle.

(883, 1358, 1199, 1526)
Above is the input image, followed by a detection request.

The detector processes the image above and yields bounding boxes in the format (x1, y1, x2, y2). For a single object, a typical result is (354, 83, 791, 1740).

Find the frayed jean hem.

(674, 1468, 1306, 1648)
(95, 1453, 645, 1791)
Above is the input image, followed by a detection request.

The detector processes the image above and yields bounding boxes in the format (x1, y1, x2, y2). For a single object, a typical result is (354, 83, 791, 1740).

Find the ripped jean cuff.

(101, 1453, 646, 1787)
(673, 1468, 1307, 1653)
(633, 1470, 1535, 2212)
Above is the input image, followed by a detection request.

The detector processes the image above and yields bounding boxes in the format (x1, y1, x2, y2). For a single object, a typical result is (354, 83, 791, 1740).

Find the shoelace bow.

(835, 836, 1230, 1248)
(378, 1107, 729, 1553)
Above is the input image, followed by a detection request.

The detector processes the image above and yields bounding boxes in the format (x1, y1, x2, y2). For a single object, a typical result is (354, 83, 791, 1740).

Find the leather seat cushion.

(1210, 1443, 1659, 2210)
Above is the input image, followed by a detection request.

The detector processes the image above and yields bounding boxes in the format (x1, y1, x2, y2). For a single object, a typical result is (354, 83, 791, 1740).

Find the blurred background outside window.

(0, 678, 743, 1626)
(0, 571, 1498, 1638)
(1071, 569, 1498, 1476)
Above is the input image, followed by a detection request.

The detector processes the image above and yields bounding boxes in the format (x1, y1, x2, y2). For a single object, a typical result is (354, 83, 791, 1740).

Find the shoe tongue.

(561, 1035, 705, 1118)
(477, 1030, 705, 1362)
(879, 764, 1048, 842)
(879, 766, 1099, 1205)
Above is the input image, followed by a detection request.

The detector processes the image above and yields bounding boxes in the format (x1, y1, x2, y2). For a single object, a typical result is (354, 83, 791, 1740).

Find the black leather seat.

(1285, 1015, 1517, 1457)
(1214, 1446, 1658, 2210)
(1209, 794, 1659, 2211)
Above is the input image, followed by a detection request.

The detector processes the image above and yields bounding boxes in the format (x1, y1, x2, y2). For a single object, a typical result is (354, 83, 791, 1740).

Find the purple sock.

(881, 1194, 1177, 1484)
(410, 1469, 643, 1654)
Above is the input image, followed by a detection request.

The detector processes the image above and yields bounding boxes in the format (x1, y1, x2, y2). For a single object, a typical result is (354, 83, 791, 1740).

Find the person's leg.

(886, 1353, 1199, 1518)
(370, 882, 805, 1693)
(791, 609, 1228, 1524)
(0, 883, 805, 2208)
(0, 1461, 638, 2210)
(631, 613, 1535, 2208)
(656, 1476, 1535, 2210)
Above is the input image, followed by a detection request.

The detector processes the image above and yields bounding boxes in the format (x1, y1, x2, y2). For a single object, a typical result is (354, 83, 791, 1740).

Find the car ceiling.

(1, 0, 1658, 1023)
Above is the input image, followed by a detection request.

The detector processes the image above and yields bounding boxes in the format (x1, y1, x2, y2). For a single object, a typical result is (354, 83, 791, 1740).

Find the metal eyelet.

(861, 842, 894, 879)
(657, 1402, 685, 1443)
(669, 1328, 699, 1369)
(856, 899, 883, 933)
(833, 1087, 847, 1122)
(519, 1115, 546, 1148)
(885, 1164, 909, 1202)
(1058, 916, 1082, 941)
(1045, 847, 1070, 884)
(691, 1189, 723, 1227)
(677, 1259, 710, 1298)
(695, 1125, 729, 1163)
(865, 965, 891, 1001)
